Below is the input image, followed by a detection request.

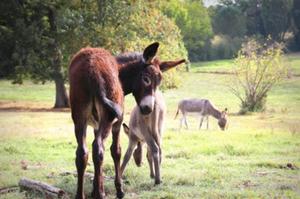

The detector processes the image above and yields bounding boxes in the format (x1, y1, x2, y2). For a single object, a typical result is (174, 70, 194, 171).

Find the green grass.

(0, 55, 300, 198)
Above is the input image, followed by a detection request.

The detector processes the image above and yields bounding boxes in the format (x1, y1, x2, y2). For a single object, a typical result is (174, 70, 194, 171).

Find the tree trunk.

(48, 7, 69, 108)
(54, 76, 69, 108)
(52, 43, 69, 108)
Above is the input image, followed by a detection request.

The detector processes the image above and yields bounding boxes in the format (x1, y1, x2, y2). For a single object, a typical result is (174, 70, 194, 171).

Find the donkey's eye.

(142, 76, 151, 86)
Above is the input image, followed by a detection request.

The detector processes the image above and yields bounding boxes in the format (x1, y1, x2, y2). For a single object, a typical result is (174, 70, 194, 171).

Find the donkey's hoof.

(154, 179, 161, 185)
(117, 190, 125, 199)
(91, 190, 105, 199)
(75, 193, 87, 199)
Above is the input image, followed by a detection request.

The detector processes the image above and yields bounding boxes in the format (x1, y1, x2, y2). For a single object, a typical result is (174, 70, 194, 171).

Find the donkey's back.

(178, 99, 212, 115)
(69, 47, 123, 126)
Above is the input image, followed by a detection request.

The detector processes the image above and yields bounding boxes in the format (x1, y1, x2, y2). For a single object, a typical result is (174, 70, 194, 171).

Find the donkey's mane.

(115, 52, 143, 64)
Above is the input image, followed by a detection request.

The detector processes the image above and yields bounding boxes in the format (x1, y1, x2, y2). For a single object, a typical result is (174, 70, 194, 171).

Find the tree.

(0, 0, 76, 107)
(79, 0, 188, 89)
(212, 5, 247, 37)
(261, 0, 293, 41)
(109, 1, 188, 89)
(0, 0, 188, 107)
(161, 0, 212, 61)
(292, 0, 300, 49)
(229, 39, 288, 113)
(238, 0, 265, 36)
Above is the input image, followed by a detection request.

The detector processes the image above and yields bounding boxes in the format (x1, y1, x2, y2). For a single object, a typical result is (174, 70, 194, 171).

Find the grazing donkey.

(175, 99, 228, 130)
(69, 42, 185, 199)
(121, 90, 165, 185)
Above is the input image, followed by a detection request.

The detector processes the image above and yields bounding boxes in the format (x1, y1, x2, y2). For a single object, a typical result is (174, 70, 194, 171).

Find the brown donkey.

(69, 42, 185, 199)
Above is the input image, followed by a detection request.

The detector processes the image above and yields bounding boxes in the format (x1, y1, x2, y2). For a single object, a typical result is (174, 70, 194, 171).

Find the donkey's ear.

(222, 108, 228, 117)
(159, 59, 186, 72)
(224, 108, 228, 113)
(122, 123, 130, 135)
(143, 42, 159, 64)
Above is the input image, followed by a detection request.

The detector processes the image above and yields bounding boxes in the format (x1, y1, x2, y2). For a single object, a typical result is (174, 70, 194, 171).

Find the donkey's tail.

(91, 76, 122, 121)
(100, 91, 122, 120)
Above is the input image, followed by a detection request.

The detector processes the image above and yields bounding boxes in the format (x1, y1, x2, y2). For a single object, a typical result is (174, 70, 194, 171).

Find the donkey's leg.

(199, 116, 204, 129)
(146, 147, 155, 179)
(206, 116, 209, 129)
(92, 121, 112, 199)
(133, 142, 143, 167)
(183, 114, 189, 129)
(75, 122, 88, 199)
(121, 139, 138, 175)
(179, 117, 183, 130)
(145, 139, 160, 184)
(111, 120, 125, 199)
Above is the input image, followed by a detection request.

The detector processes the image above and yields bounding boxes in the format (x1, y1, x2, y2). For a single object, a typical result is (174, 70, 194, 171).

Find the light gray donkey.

(175, 99, 228, 130)
(121, 90, 165, 184)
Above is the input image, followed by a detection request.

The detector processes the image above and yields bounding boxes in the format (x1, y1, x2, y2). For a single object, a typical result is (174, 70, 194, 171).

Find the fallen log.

(19, 178, 67, 198)
(0, 186, 19, 195)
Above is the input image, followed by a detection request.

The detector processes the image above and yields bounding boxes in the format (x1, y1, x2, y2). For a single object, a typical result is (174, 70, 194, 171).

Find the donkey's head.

(218, 108, 228, 130)
(132, 42, 185, 115)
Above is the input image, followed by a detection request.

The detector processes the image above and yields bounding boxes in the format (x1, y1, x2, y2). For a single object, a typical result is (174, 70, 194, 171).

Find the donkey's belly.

(132, 128, 145, 142)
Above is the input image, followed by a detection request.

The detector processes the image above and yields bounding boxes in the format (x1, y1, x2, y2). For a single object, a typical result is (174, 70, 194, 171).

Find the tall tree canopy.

(261, 0, 293, 41)
(161, 0, 213, 61)
(212, 4, 246, 37)
(0, 0, 187, 107)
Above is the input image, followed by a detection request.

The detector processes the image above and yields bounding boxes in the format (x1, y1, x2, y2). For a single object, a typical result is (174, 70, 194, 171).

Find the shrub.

(208, 35, 243, 60)
(229, 38, 288, 113)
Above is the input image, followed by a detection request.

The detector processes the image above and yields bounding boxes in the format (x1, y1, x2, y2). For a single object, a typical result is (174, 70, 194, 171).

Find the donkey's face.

(134, 65, 162, 115)
(132, 42, 185, 115)
(218, 108, 228, 130)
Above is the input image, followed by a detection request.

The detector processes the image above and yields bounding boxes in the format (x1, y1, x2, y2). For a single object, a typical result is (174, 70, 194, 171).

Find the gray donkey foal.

(121, 90, 165, 184)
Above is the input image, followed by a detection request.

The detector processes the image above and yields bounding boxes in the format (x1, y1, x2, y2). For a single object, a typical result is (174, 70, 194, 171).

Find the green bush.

(208, 35, 243, 60)
(105, 6, 188, 89)
(229, 38, 288, 113)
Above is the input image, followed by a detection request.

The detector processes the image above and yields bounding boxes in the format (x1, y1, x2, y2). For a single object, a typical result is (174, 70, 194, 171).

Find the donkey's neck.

(118, 61, 142, 95)
(116, 52, 144, 95)
(209, 105, 222, 120)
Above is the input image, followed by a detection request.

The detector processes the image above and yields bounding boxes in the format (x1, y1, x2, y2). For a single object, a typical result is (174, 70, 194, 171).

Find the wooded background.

(1, 0, 300, 107)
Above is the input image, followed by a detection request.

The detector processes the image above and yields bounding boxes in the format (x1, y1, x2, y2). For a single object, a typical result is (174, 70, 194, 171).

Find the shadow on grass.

(0, 107, 70, 112)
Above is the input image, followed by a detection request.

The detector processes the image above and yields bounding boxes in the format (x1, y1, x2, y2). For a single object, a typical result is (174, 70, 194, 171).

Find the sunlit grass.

(0, 56, 300, 198)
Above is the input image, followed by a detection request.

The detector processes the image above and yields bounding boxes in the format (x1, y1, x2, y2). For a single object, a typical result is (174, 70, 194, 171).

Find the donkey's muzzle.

(140, 105, 152, 115)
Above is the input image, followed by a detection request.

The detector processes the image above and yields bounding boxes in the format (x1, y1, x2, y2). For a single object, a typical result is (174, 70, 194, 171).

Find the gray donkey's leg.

(199, 115, 204, 129)
(146, 147, 155, 179)
(145, 139, 160, 184)
(206, 116, 209, 129)
(183, 114, 189, 129)
(120, 139, 137, 176)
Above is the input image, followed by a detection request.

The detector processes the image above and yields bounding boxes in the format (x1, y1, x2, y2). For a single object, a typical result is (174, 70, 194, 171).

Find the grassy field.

(0, 55, 300, 198)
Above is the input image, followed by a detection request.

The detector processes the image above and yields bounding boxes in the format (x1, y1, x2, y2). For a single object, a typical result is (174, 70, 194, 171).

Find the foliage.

(161, 0, 213, 62)
(238, 0, 266, 36)
(229, 39, 288, 113)
(0, 0, 188, 106)
(261, 0, 293, 41)
(100, 2, 188, 89)
(292, 0, 300, 50)
(208, 35, 243, 60)
(211, 5, 247, 37)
